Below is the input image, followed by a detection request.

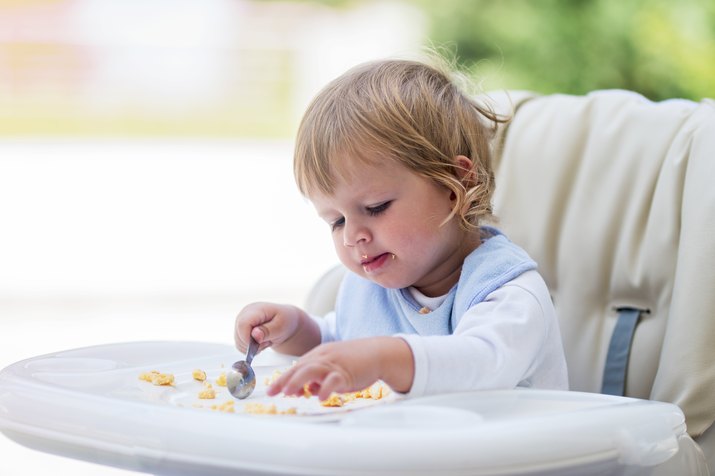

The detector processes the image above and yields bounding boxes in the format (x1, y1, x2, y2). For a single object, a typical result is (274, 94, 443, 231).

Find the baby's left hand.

(266, 337, 405, 401)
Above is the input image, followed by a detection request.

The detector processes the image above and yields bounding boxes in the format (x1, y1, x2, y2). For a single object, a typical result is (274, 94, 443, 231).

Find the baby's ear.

(454, 155, 475, 183)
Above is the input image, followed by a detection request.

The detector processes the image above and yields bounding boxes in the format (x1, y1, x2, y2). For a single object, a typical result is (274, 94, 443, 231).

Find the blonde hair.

(294, 57, 506, 231)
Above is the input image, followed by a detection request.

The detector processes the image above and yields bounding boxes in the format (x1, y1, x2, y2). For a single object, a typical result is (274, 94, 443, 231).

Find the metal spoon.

(227, 336, 259, 399)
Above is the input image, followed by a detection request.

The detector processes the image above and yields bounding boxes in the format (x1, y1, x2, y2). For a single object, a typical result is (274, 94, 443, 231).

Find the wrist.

(375, 336, 414, 393)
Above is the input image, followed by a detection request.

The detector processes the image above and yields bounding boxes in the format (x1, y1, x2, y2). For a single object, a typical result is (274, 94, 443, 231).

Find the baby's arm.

(266, 336, 414, 401)
(234, 302, 322, 356)
(401, 271, 562, 396)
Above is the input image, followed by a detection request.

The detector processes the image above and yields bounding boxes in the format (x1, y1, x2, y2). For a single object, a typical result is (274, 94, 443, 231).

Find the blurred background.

(1, 0, 713, 474)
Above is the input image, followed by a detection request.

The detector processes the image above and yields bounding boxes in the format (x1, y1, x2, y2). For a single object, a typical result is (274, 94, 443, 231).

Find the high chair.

(1, 89, 712, 475)
(304, 89, 715, 474)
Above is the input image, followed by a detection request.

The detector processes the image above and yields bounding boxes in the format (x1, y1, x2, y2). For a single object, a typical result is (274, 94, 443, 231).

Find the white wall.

(0, 139, 337, 475)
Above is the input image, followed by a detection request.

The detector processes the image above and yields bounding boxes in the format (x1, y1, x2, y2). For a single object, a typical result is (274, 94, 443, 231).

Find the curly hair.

(294, 56, 507, 231)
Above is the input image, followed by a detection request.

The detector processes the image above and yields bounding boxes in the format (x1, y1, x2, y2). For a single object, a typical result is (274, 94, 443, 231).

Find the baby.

(235, 56, 568, 401)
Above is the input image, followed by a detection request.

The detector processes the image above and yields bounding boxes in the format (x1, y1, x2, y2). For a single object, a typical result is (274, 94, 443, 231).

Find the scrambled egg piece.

(320, 394, 344, 407)
(364, 382, 390, 400)
(192, 369, 207, 382)
(215, 372, 227, 387)
(243, 402, 297, 415)
(319, 383, 390, 407)
(198, 382, 216, 399)
(211, 401, 235, 413)
(138, 370, 175, 386)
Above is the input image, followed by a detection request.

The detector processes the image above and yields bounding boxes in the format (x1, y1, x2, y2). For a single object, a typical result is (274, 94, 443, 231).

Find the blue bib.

(334, 227, 537, 339)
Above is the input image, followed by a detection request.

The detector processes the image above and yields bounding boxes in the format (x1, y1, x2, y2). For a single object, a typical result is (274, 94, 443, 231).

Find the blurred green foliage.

(413, 0, 714, 101)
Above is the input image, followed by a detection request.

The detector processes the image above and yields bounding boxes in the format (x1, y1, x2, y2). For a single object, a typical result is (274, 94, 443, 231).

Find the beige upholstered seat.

(487, 89, 714, 470)
(304, 89, 715, 472)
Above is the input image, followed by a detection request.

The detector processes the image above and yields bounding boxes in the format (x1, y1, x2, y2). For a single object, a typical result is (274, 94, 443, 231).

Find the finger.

(306, 381, 321, 396)
(280, 364, 328, 398)
(266, 381, 282, 397)
(251, 326, 272, 356)
(266, 364, 298, 396)
(235, 304, 274, 351)
(318, 371, 347, 401)
(252, 324, 272, 345)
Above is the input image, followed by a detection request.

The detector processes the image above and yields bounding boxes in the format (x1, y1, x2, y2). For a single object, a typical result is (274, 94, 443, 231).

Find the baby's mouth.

(360, 252, 395, 272)
(360, 253, 383, 265)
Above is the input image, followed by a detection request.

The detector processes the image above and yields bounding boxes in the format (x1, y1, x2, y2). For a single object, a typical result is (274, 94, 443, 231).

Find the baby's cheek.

(334, 247, 360, 273)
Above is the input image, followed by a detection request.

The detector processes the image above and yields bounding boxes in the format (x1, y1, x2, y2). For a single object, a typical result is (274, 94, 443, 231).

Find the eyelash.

(330, 201, 392, 231)
(367, 201, 391, 216)
(330, 217, 345, 231)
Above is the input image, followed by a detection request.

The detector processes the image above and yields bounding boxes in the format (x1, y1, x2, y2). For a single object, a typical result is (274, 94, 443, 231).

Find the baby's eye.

(367, 201, 391, 216)
(330, 217, 345, 231)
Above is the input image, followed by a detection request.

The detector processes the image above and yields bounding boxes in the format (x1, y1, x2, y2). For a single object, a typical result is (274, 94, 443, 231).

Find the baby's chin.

(362, 273, 413, 290)
(342, 260, 415, 289)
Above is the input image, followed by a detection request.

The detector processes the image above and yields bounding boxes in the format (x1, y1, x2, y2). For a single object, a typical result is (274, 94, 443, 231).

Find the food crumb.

(198, 382, 216, 399)
(211, 400, 235, 413)
(139, 370, 175, 386)
(320, 393, 344, 407)
(215, 372, 227, 387)
(244, 402, 297, 415)
(192, 369, 207, 382)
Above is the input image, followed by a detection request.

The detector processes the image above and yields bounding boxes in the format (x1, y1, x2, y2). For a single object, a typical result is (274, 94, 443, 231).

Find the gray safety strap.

(601, 308, 642, 396)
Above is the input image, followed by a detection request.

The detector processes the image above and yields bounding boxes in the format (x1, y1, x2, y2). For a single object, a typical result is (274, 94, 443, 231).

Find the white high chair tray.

(0, 341, 688, 475)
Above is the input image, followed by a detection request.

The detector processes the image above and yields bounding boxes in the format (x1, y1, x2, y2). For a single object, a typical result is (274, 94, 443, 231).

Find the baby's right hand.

(234, 302, 320, 356)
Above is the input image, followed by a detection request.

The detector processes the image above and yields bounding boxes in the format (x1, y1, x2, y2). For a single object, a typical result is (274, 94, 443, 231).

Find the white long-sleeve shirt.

(314, 270, 569, 397)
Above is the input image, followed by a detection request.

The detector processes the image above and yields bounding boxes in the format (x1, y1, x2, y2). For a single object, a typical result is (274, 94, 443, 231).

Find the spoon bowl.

(227, 336, 259, 399)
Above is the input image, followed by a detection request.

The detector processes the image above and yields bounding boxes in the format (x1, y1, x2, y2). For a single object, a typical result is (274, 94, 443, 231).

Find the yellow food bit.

(355, 389, 371, 399)
(245, 402, 277, 414)
(210, 401, 235, 413)
(320, 393, 344, 407)
(138, 370, 175, 386)
(215, 372, 227, 387)
(369, 382, 389, 399)
(138, 371, 154, 382)
(192, 369, 207, 382)
(244, 402, 297, 415)
(339, 382, 390, 402)
(198, 382, 216, 399)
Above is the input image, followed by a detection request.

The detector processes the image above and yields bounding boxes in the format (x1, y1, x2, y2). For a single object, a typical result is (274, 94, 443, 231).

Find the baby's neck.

(414, 235, 481, 297)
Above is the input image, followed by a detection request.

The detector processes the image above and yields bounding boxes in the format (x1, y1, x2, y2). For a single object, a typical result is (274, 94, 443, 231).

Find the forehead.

(339, 155, 419, 190)
(308, 159, 414, 208)
(337, 153, 407, 182)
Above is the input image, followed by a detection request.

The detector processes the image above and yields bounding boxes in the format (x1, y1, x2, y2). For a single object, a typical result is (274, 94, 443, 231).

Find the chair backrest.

(487, 89, 715, 443)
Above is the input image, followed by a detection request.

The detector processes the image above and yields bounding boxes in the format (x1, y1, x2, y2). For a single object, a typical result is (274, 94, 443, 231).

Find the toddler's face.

(310, 158, 473, 297)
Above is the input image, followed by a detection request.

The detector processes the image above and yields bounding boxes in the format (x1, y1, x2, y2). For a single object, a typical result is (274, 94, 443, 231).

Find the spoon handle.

(246, 336, 259, 365)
